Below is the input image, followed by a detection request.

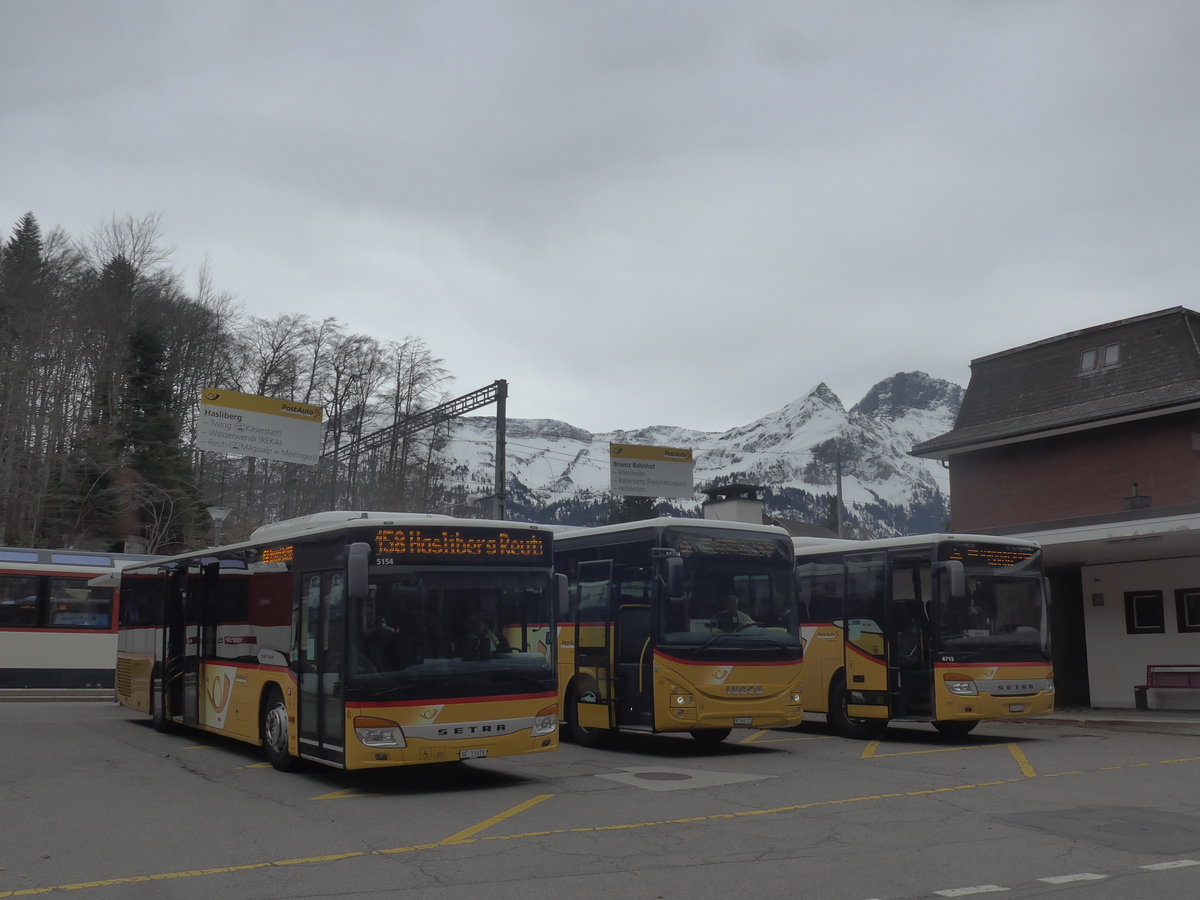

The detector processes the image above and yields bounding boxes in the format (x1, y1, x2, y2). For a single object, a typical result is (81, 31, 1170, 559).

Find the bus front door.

(615, 603, 652, 728)
(843, 553, 889, 725)
(573, 560, 615, 732)
(887, 560, 932, 719)
(298, 571, 346, 767)
(161, 564, 199, 728)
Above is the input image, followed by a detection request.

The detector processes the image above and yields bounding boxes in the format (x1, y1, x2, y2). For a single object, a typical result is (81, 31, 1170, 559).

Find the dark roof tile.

(913, 307, 1200, 457)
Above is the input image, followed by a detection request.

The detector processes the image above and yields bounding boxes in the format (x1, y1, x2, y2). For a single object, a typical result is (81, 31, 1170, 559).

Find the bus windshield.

(934, 541, 1048, 655)
(936, 574, 1046, 654)
(347, 570, 556, 699)
(657, 563, 801, 653)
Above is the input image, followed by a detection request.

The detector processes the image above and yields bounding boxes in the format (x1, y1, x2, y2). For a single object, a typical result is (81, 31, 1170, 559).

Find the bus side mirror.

(665, 556, 684, 600)
(347, 542, 370, 600)
(935, 560, 965, 600)
(555, 573, 570, 617)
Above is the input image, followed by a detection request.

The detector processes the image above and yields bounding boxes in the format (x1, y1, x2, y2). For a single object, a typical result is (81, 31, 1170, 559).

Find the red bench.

(1134, 665, 1200, 710)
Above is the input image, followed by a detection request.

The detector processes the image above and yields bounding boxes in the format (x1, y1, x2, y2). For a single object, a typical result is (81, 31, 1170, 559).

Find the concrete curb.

(0, 689, 115, 702)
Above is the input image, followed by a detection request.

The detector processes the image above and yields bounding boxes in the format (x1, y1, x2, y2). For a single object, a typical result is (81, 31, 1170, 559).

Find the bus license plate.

(459, 748, 488, 760)
(1008, 704, 1026, 713)
(733, 717, 752, 726)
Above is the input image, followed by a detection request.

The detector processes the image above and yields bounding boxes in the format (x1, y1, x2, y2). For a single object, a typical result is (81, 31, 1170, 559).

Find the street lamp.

(206, 506, 232, 547)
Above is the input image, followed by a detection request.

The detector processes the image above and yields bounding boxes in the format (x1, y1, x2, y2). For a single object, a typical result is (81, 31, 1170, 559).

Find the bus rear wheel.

(932, 720, 978, 739)
(261, 686, 300, 771)
(828, 673, 887, 740)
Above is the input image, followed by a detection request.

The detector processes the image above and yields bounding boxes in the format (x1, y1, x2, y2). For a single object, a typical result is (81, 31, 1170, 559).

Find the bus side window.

(810, 559, 844, 623)
(795, 563, 814, 622)
(576, 560, 613, 621)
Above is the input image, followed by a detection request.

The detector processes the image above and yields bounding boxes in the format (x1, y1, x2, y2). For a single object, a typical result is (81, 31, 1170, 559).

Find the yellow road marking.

(311, 788, 365, 800)
(1008, 744, 1037, 777)
(739, 729, 771, 744)
(862, 741, 994, 759)
(862, 740, 1038, 778)
(748, 734, 836, 744)
(6, 755, 1200, 898)
(438, 793, 554, 845)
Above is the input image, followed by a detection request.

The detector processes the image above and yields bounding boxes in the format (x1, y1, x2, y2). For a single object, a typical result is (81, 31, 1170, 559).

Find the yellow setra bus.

(115, 511, 562, 771)
(553, 518, 804, 746)
(794, 533, 1054, 738)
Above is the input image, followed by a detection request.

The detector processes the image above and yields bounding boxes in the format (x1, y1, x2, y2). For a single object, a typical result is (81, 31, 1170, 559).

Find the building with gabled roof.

(912, 307, 1200, 709)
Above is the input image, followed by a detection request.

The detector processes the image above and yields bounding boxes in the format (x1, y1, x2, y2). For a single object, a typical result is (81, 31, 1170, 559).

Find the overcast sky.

(5, 1, 1199, 433)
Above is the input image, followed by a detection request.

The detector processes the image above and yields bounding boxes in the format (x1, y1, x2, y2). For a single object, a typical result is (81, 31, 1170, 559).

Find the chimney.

(701, 483, 766, 524)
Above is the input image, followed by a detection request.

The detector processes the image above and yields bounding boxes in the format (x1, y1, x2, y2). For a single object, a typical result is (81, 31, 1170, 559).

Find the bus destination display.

(373, 527, 550, 565)
(671, 533, 790, 562)
(943, 543, 1038, 570)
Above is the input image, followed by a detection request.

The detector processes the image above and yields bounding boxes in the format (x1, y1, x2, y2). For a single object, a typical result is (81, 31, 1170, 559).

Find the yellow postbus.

(553, 518, 804, 746)
(794, 533, 1054, 738)
(115, 511, 562, 771)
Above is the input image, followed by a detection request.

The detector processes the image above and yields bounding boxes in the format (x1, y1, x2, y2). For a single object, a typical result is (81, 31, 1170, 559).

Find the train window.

(0, 575, 40, 626)
(49, 553, 112, 567)
(0, 550, 40, 563)
(47, 578, 113, 628)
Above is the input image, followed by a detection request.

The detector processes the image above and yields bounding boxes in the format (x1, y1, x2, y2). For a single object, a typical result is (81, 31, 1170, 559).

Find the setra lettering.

(435, 724, 508, 736)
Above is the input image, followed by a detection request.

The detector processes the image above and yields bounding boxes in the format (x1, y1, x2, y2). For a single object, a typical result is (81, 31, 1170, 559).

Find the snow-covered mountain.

(441, 372, 963, 538)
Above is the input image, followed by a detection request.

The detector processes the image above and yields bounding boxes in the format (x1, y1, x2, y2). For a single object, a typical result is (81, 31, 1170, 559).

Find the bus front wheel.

(567, 685, 612, 749)
(261, 686, 300, 771)
(828, 673, 887, 740)
(932, 720, 978, 739)
(690, 728, 732, 745)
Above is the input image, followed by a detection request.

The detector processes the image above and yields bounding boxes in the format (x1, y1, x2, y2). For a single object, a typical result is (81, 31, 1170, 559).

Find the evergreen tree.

(0, 213, 49, 542)
(608, 495, 657, 524)
(123, 322, 204, 551)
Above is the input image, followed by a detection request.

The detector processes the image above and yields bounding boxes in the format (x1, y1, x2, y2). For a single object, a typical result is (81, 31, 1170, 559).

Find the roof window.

(1080, 342, 1120, 374)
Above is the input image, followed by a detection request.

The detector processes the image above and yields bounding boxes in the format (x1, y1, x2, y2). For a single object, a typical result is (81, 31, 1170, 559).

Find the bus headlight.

(671, 693, 695, 706)
(531, 704, 558, 737)
(789, 692, 803, 705)
(944, 680, 978, 696)
(354, 716, 406, 748)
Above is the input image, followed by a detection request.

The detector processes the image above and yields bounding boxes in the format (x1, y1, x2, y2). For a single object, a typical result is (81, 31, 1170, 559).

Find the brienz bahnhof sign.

(609, 442, 695, 499)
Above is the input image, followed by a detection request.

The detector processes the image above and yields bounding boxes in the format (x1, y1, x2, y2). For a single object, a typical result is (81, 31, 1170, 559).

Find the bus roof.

(0, 546, 160, 571)
(247, 510, 555, 543)
(553, 516, 792, 545)
(115, 511, 557, 574)
(248, 510, 456, 543)
(792, 532, 1042, 556)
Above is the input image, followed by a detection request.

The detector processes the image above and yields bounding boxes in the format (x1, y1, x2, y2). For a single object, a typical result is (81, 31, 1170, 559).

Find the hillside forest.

(0, 212, 460, 552)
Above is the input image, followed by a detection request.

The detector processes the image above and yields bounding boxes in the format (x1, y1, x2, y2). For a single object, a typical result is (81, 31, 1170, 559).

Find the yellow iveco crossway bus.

(115, 511, 562, 771)
(553, 518, 804, 746)
(794, 533, 1054, 738)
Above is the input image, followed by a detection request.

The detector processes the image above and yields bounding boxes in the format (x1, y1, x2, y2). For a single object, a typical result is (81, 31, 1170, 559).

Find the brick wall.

(949, 412, 1200, 530)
